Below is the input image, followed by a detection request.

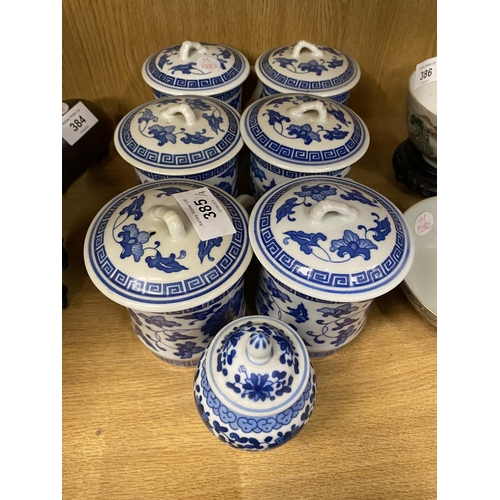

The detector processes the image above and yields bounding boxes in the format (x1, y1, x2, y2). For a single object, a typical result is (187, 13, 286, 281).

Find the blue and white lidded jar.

(142, 41, 250, 112)
(194, 315, 316, 450)
(255, 40, 361, 105)
(114, 96, 243, 196)
(240, 93, 370, 200)
(249, 176, 415, 358)
(83, 179, 253, 366)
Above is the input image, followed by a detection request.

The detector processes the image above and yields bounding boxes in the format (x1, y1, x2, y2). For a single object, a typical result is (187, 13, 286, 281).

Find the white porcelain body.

(256, 267, 373, 357)
(134, 155, 238, 196)
(249, 151, 351, 200)
(406, 71, 437, 167)
(401, 196, 437, 326)
(260, 81, 350, 105)
(152, 86, 243, 113)
(129, 277, 246, 366)
(194, 316, 317, 450)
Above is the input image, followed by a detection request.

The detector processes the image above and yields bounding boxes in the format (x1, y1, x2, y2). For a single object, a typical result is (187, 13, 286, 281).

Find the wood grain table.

(62, 113, 436, 500)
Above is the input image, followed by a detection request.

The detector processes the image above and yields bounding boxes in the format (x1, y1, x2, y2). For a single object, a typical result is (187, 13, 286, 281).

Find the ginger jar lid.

(114, 95, 243, 175)
(84, 179, 252, 312)
(240, 93, 369, 172)
(249, 176, 415, 302)
(142, 41, 250, 96)
(205, 316, 310, 417)
(255, 40, 360, 97)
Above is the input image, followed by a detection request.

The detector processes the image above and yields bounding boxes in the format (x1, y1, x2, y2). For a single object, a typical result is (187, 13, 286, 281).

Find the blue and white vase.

(255, 40, 361, 105)
(142, 41, 250, 112)
(241, 93, 370, 200)
(114, 96, 244, 196)
(83, 179, 253, 366)
(249, 176, 415, 358)
(194, 315, 316, 450)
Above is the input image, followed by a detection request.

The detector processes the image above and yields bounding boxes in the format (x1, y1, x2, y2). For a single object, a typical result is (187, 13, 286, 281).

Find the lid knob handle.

(291, 40, 324, 59)
(179, 40, 207, 61)
(309, 200, 359, 224)
(289, 100, 328, 123)
(150, 206, 187, 241)
(161, 103, 197, 127)
(246, 331, 273, 364)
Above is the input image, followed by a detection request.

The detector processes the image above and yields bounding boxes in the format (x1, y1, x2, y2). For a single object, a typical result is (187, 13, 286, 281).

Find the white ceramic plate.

(401, 196, 437, 326)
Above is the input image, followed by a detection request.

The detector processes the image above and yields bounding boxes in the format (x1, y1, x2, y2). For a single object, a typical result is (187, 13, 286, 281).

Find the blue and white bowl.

(241, 93, 370, 200)
(194, 315, 316, 450)
(142, 41, 250, 112)
(255, 40, 361, 104)
(114, 96, 244, 196)
(249, 176, 415, 358)
(83, 179, 253, 366)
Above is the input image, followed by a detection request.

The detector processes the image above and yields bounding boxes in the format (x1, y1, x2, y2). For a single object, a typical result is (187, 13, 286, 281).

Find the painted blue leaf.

(146, 251, 189, 273)
(198, 237, 223, 264)
(283, 230, 327, 254)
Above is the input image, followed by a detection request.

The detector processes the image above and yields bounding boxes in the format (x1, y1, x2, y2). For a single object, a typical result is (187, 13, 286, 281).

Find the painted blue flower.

(146, 250, 189, 273)
(330, 230, 378, 260)
(322, 125, 349, 141)
(264, 109, 291, 126)
(218, 48, 231, 60)
(268, 96, 294, 107)
(283, 230, 327, 255)
(340, 189, 377, 207)
(370, 214, 392, 241)
(264, 277, 291, 303)
(298, 60, 328, 75)
(326, 107, 351, 126)
(155, 187, 185, 197)
(117, 224, 151, 262)
(249, 332, 270, 349)
(171, 62, 198, 74)
(274, 57, 297, 68)
(327, 57, 344, 69)
(198, 237, 223, 264)
(202, 112, 224, 134)
(119, 194, 145, 220)
(133, 324, 157, 351)
(317, 303, 358, 318)
(176, 303, 221, 323)
(201, 288, 243, 339)
(286, 123, 320, 144)
(242, 373, 274, 402)
(138, 313, 182, 329)
(276, 197, 299, 222)
(174, 341, 204, 359)
(185, 98, 212, 111)
(287, 303, 309, 324)
(295, 184, 337, 202)
(148, 124, 177, 146)
(137, 108, 158, 124)
(332, 325, 357, 346)
(180, 130, 212, 144)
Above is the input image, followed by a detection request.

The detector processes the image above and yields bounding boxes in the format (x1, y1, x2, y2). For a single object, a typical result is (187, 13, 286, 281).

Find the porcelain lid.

(205, 316, 310, 417)
(142, 41, 250, 95)
(255, 40, 360, 97)
(240, 93, 369, 172)
(249, 176, 414, 302)
(84, 179, 252, 312)
(114, 95, 243, 175)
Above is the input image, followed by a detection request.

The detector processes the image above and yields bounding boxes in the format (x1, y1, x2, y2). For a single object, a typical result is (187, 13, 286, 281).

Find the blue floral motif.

(155, 187, 185, 197)
(174, 341, 205, 359)
(145, 249, 189, 273)
(365, 213, 391, 241)
(264, 276, 291, 303)
(283, 230, 327, 254)
(327, 57, 344, 69)
(264, 109, 291, 126)
(180, 129, 212, 144)
(198, 237, 223, 264)
(185, 98, 212, 111)
(321, 125, 349, 141)
(147, 124, 177, 146)
(216, 182, 232, 194)
(276, 197, 299, 222)
(329, 229, 378, 260)
(326, 107, 351, 126)
(317, 303, 358, 318)
(157, 45, 181, 69)
(331, 325, 357, 346)
(202, 111, 225, 134)
(274, 57, 298, 68)
(295, 184, 337, 202)
(249, 332, 270, 350)
(138, 314, 181, 329)
(119, 194, 145, 220)
(286, 303, 309, 324)
(117, 224, 151, 262)
(268, 96, 295, 107)
(286, 123, 320, 145)
(297, 60, 328, 75)
(137, 108, 158, 125)
(340, 189, 377, 207)
(171, 62, 199, 74)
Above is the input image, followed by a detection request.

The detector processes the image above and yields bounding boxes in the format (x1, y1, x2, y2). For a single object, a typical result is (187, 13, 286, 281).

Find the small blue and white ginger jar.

(255, 40, 361, 104)
(241, 93, 370, 200)
(142, 41, 250, 112)
(114, 96, 244, 196)
(194, 316, 316, 450)
(83, 179, 253, 366)
(249, 176, 415, 358)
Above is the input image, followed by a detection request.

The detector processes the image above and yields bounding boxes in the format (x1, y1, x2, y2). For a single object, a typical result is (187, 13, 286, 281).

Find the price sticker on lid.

(173, 187, 236, 241)
(414, 57, 437, 90)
